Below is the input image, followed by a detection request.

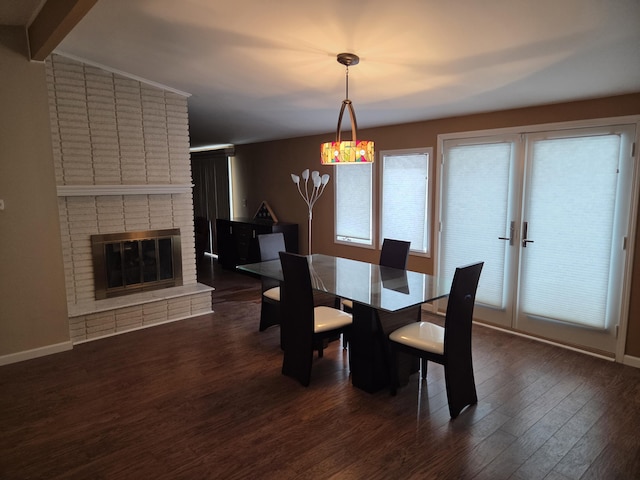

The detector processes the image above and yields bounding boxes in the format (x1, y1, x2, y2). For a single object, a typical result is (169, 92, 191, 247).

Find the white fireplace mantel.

(57, 184, 194, 196)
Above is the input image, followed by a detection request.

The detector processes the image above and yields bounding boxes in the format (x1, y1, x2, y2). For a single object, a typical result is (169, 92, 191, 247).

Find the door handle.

(522, 221, 534, 248)
(498, 221, 515, 246)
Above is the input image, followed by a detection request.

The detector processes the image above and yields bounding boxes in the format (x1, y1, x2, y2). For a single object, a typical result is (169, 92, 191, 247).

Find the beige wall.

(233, 93, 640, 357)
(0, 27, 70, 358)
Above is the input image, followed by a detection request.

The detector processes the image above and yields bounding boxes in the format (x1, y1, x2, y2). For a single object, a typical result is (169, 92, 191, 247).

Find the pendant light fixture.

(320, 53, 374, 164)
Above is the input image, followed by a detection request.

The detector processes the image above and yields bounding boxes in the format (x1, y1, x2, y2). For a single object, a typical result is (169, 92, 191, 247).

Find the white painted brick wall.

(47, 54, 210, 342)
(168, 296, 192, 320)
(191, 293, 213, 314)
(116, 306, 143, 331)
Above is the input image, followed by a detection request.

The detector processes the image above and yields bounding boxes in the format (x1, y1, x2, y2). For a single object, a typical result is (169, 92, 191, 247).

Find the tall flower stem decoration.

(291, 169, 330, 254)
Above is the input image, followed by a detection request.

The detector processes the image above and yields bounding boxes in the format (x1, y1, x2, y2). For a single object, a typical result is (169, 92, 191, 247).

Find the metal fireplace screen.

(91, 229, 183, 300)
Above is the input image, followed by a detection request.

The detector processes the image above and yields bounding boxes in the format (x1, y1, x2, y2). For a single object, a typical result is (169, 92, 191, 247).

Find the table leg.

(350, 303, 420, 393)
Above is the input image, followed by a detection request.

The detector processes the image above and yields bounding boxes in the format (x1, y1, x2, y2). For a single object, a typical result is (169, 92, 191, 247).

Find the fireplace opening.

(91, 229, 183, 300)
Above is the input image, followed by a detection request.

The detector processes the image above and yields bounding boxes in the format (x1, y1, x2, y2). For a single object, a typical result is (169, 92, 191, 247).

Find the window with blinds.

(335, 163, 373, 246)
(439, 140, 514, 308)
(381, 149, 431, 255)
(519, 133, 623, 328)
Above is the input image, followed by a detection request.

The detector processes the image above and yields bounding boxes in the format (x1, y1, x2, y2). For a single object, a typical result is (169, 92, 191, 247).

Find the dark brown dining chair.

(341, 238, 411, 312)
(378, 238, 411, 270)
(279, 252, 352, 386)
(388, 261, 484, 418)
(257, 232, 286, 334)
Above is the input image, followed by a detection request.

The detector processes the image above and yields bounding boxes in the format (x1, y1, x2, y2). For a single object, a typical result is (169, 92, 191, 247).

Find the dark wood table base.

(350, 303, 421, 393)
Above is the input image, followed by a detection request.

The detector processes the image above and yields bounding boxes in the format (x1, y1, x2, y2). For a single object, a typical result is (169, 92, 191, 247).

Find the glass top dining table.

(237, 253, 448, 312)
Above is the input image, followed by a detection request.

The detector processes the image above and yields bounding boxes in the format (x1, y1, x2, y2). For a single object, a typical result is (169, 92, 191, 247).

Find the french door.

(437, 122, 637, 354)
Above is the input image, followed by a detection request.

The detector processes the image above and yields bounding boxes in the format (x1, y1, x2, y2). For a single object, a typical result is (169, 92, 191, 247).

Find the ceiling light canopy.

(320, 53, 374, 165)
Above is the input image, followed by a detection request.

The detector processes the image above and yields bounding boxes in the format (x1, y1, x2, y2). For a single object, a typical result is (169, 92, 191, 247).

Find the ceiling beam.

(27, 0, 97, 61)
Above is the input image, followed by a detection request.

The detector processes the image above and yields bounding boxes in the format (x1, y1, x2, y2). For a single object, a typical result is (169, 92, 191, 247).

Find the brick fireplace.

(48, 54, 212, 343)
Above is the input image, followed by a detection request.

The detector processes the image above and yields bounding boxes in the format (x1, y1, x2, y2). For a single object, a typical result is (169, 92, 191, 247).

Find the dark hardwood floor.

(1, 256, 639, 479)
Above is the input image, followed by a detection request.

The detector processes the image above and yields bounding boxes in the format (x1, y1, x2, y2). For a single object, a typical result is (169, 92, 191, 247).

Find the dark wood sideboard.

(216, 218, 298, 269)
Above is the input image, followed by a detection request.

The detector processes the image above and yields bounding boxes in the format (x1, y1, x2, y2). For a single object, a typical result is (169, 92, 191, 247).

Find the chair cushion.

(314, 306, 352, 333)
(263, 286, 280, 301)
(389, 321, 445, 355)
(341, 298, 353, 309)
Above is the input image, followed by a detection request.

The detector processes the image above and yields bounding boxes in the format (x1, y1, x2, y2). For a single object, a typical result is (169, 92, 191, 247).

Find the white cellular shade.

(519, 134, 621, 328)
(440, 142, 513, 307)
(335, 164, 373, 245)
(381, 151, 429, 254)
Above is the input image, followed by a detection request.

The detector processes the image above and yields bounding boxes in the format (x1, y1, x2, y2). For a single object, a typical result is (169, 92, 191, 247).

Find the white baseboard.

(0, 341, 73, 367)
(472, 321, 617, 363)
(623, 354, 640, 369)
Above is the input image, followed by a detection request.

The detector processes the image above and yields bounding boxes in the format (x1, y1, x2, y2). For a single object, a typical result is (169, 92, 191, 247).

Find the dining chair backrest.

(258, 232, 286, 261)
(278, 252, 315, 353)
(257, 232, 287, 337)
(443, 262, 484, 360)
(278, 252, 317, 384)
(379, 238, 411, 270)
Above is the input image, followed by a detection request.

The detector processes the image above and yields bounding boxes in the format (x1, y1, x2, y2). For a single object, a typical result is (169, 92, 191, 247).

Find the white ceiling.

(5, 0, 640, 148)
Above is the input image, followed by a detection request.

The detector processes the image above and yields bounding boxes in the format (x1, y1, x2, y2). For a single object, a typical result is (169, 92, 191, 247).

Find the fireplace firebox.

(91, 229, 183, 300)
